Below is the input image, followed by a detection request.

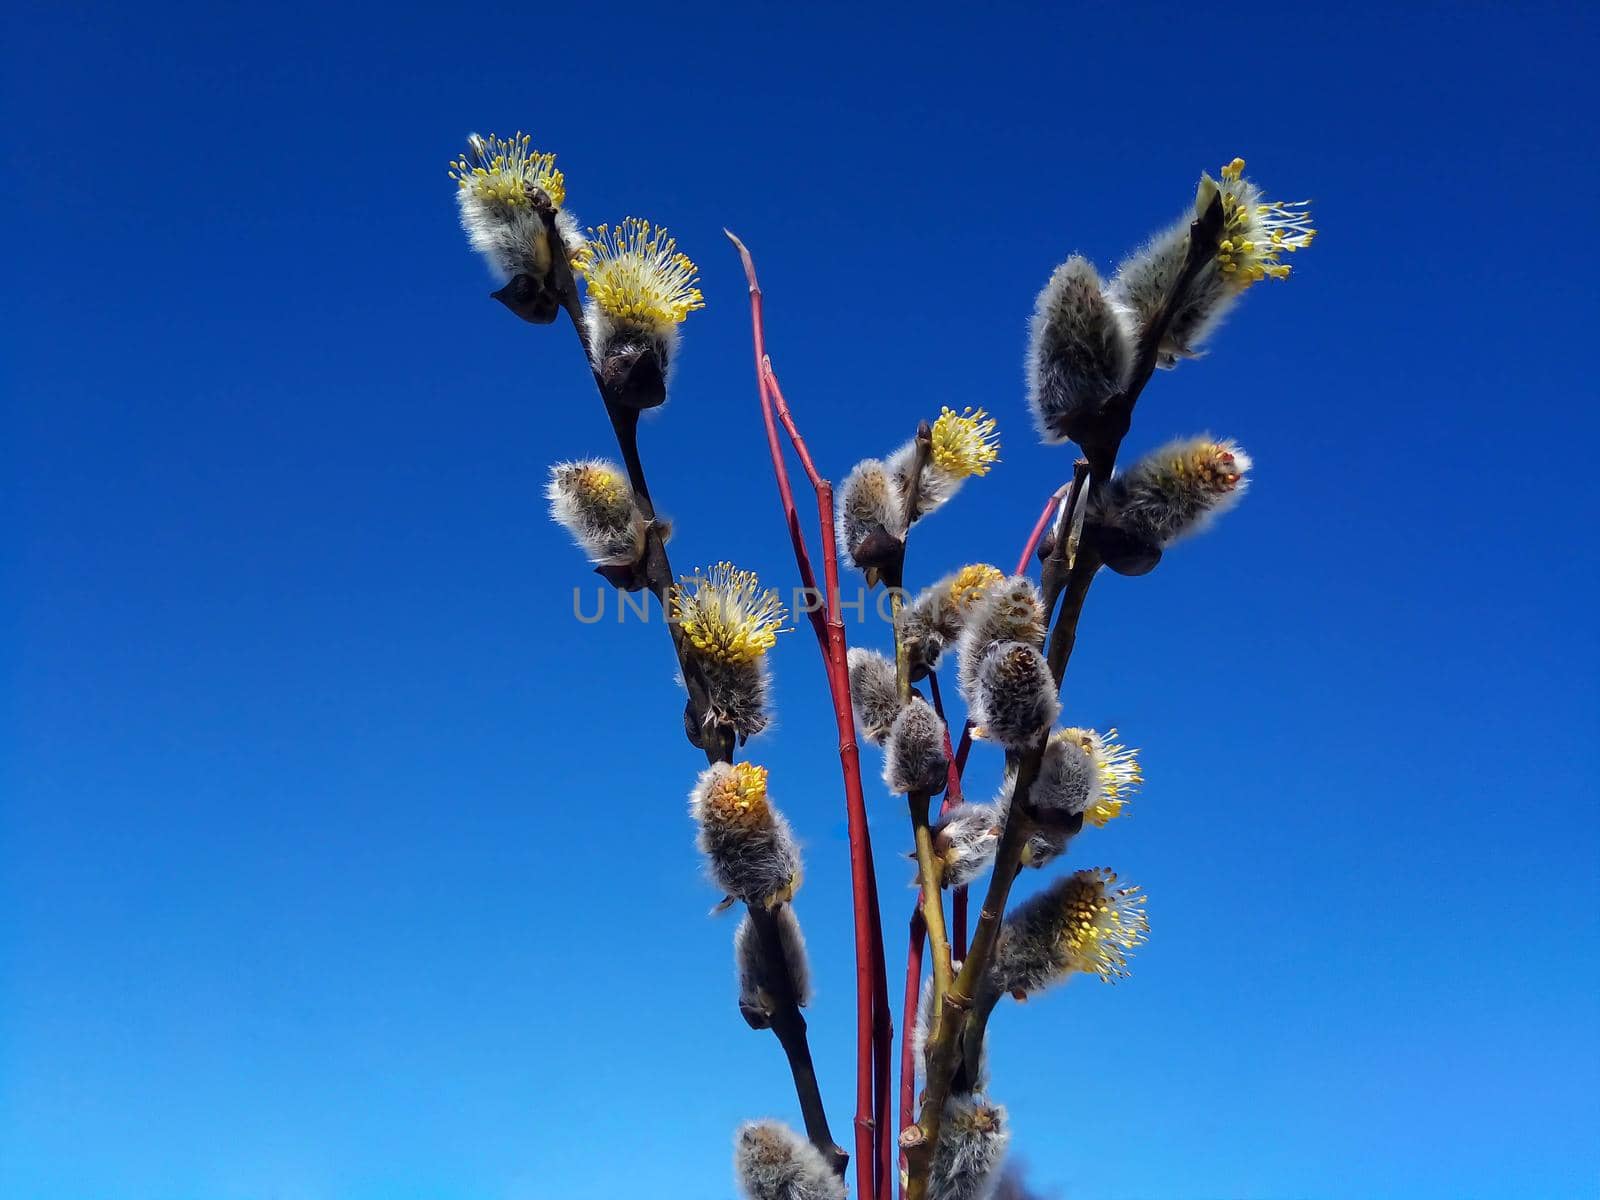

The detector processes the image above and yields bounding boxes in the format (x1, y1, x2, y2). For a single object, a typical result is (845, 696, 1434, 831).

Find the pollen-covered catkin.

(674, 564, 788, 743)
(836, 458, 905, 578)
(545, 459, 646, 567)
(972, 643, 1059, 749)
(847, 647, 902, 745)
(576, 218, 704, 407)
(449, 131, 581, 288)
(1092, 436, 1252, 548)
(889, 408, 1001, 523)
(1027, 256, 1135, 444)
(690, 763, 801, 908)
(734, 1120, 847, 1200)
(929, 1095, 1010, 1200)
(955, 576, 1047, 703)
(989, 867, 1148, 996)
(935, 802, 1003, 888)
(883, 696, 950, 795)
(736, 904, 811, 1023)
(1112, 157, 1314, 369)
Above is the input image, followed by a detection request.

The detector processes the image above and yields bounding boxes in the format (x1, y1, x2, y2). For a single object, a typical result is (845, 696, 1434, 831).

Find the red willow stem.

(729, 232, 891, 1200)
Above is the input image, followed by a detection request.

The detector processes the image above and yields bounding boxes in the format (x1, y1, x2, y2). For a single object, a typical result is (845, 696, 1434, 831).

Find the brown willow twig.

(903, 195, 1226, 1199)
(530, 203, 845, 1176)
(729, 231, 892, 1200)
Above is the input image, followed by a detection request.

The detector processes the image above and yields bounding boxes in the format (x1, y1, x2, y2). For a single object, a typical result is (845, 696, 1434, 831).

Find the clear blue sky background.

(4, 2, 1597, 1198)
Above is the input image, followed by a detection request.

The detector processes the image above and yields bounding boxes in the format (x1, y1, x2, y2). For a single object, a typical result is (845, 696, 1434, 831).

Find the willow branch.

(904, 198, 1226, 1197)
(534, 206, 843, 1175)
(730, 231, 889, 1198)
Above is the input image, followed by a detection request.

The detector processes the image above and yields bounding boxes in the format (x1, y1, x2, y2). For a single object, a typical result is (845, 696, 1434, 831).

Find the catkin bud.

(883, 696, 950, 795)
(674, 564, 788, 744)
(955, 576, 1047, 703)
(929, 1096, 1010, 1200)
(836, 458, 906, 583)
(734, 1120, 846, 1200)
(847, 647, 902, 745)
(736, 905, 811, 1027)
(971, 643, 1059, 749)
(1112, 157, 1313, 369)
(1026, 256, 1135, 445)
(997, 727, 1142, 867)
(898, 564, 1005, 677)
(545, 459, 647, 569)
(935, 802, 1003, 888)
(690, 762, 801, 908)
(1090, 436, 1251, 560)
(574, 218, 705, 409)
(990, 867, 1148, 997)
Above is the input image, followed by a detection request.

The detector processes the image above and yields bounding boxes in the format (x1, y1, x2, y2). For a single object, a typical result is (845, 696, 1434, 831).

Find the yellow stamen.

(574, 217, 705, 331)
(929, 407, 1001, 478)
(448, 131, 565, 209)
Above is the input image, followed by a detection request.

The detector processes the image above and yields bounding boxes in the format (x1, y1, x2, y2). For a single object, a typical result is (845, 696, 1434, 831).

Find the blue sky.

(4, 2, 1598, 1198)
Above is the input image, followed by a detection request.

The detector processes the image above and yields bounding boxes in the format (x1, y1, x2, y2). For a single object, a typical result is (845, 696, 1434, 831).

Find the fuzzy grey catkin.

(847, 647, 902, 745)
(701, 657, 774, 744)
(972, 643, 1059, 750)
(451, 132, 582, 284)
(690, 763, 801, 907)
(734, 1120, 847, 1200)
(836, 458, 905, 576)
(935, 802, 1003, 888)
(898, 564, 1004, 677)
(736, 905, 811, 1023)
(545, 459, 646, 567)
(888, 436, 960, 523)
(1026, 256, 1135, 444)
(1109, 215, 1234, 369)
(989, 867, 1148, 995)
(929, 1096, 1010, 1200)
(884, 696, 951, 795)
(1091, 436, 1252, 548)
(955, 577, 1047, 703)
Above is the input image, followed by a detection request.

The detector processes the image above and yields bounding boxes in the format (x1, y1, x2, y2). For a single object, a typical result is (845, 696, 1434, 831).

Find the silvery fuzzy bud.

(955, 576, 1047, 704)
(1089, 436, 1252, 563)
(1110, 215, 1231, 370)
(690, 763, 802, 908)
(883, 696, 950, 795)
(1026, 256, 1135, 445)
(847, 647, 902, 745)
(545, 459, 647, 569)
(836, 458, 906, 584)
(935, 802, 1003, 888)
(736, 905, 811, 1027)
(971, 643, 1059, 750)
(929, 1095, 1010, 1200)
(699, 658, 774, 745)
(734, 1120, 847, 1200)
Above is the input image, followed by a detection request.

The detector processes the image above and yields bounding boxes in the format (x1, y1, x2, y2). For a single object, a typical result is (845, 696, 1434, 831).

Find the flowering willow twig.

(903, 194, 1227, 1200)
(532, 201, 845, 1176)
(729, 231, 892, 1199)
